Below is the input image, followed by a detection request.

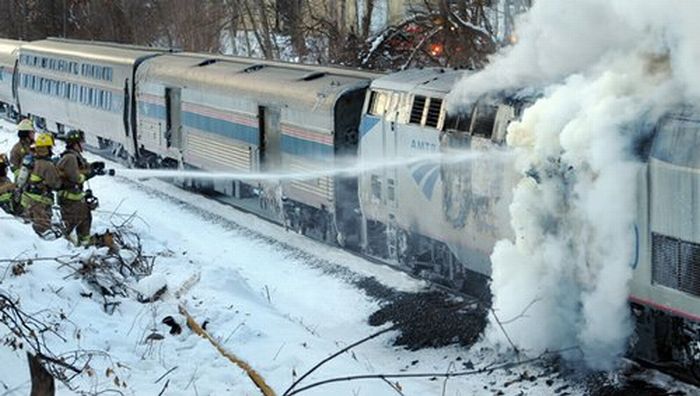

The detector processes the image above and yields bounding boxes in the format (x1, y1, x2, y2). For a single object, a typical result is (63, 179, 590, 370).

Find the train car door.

(165, 87, 182, 149)
(259, 106, 281, 171)
(384, 92, 400, 210)
(11, 55, 19, 118)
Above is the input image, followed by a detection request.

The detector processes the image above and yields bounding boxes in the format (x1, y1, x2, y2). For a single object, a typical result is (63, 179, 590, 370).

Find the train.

(0, 37, 698, 380)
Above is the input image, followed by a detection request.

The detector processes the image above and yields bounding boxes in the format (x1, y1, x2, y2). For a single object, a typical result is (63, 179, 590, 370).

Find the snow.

(0, 119, 693, 395)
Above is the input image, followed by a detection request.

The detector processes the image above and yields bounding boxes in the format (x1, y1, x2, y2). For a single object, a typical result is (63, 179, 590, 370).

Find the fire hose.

(178, 305, 276, 396)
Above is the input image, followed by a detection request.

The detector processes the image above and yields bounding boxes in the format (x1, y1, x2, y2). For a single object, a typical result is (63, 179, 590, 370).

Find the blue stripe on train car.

(410, 163, 441, 201)
(182, 111, 259, 145)
(138, 101, 166, 120)
(281, 135, 334, 159)
(422, 168, 440, 200)
(138, 101, 334, 157)
(138, 100, 260, 146)
(359, 115, 380, 137)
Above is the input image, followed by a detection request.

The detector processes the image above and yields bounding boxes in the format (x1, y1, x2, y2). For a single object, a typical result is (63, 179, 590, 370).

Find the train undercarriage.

(630, 301, 700, 384)
(363, 218, 491, 299)
(0, 103, 18, 123)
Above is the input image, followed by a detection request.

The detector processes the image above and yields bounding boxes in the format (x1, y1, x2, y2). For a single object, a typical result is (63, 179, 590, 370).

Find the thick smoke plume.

(452, 0, 700, 369)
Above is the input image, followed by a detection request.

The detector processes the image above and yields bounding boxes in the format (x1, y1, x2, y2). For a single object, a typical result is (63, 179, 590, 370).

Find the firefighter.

(10, 119, 35, 178)
(0, 153, 16, 214)
(21, 133, 61, 237)
(57, 130, 104, 246)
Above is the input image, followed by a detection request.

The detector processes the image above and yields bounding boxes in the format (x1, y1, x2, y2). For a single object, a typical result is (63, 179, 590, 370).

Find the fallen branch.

(283, 325, 397, 396)
(0, 254, 81, 263)
(154, 366, 178, 383)
(0, 293, 90, 391)
(285, 347, 580, 396)
(61, 227, 155, 311)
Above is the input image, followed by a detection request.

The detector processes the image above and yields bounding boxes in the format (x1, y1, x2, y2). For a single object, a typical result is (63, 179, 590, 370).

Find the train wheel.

(682, 350, 700, 383)
(691, 362, 700, 382)
(685, 343, 700, 382)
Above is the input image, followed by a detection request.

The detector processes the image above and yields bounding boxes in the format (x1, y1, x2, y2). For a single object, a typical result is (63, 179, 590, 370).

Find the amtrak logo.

(409, 162, 440, 200)
(410, 139, 438, 152)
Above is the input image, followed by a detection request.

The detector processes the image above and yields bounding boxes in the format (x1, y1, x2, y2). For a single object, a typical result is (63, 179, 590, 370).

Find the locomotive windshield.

(443, 111, 471, 133)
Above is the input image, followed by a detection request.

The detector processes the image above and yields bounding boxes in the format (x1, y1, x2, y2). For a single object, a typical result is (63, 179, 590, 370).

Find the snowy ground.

(0, 122, 695, 395)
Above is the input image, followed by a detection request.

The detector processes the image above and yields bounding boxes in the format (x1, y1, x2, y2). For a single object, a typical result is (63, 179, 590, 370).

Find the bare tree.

(156, 0, 226, 52)
(0, 0, 164, 45)
(276, 0, 307, 58)
(360, 0, 376, 39)
(221, 0, 280, 59)
(0, 0, 522, 71)
(361, 0, 498, 70)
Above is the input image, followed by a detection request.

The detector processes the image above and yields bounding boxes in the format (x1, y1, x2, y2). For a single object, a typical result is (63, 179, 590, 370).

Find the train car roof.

(370, 68, 468, 97)
(0, 38, 23, 53)
(0, 38, 22, 66)
(20, 37, 172, 65)
(138, 53, 378, 110)
(176, 52, 382, 80)
(651, 106, 700, 168)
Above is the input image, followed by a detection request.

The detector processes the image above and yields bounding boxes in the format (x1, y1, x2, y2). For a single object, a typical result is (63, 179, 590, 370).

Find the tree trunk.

(361, 0, 375, 39)
(27, 353, 55, 396)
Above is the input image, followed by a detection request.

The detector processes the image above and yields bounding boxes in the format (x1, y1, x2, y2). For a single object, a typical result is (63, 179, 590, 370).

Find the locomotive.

(0, 37, 698, 379)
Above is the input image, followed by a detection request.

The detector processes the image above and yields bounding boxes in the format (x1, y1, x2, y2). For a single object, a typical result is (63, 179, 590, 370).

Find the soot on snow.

(363, 283, 488, 350)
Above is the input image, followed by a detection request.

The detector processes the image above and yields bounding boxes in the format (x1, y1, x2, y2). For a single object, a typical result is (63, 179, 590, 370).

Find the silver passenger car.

(16, 38, 168, 156)
(0, 38, 22, 118)
(135, 53, 378, 243)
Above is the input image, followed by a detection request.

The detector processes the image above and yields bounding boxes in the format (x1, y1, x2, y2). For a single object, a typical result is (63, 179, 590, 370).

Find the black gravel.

(365, 287, 487, 350)
(584, 368, 689, 396)
(587, 378, 685, 396)
(353, 276, 399, 301)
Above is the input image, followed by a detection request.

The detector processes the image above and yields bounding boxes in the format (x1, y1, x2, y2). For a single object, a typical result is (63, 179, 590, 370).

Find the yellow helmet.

(17, 119, 34, 132)
(34, 133, 54, 148)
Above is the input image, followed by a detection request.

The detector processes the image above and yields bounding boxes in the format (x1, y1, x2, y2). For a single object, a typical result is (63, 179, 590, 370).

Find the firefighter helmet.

(65, 129, 85, 145)
(34, 133, 54, 148)
(17, 119, 34, 138)
(0, 153, 8, 166)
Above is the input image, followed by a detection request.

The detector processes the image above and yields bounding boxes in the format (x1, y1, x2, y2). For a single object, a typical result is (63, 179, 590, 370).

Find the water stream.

(116, 149, 514, 182)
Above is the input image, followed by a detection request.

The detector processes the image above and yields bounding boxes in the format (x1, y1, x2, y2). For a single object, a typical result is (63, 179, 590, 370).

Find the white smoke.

(452, 0, 700, 369)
